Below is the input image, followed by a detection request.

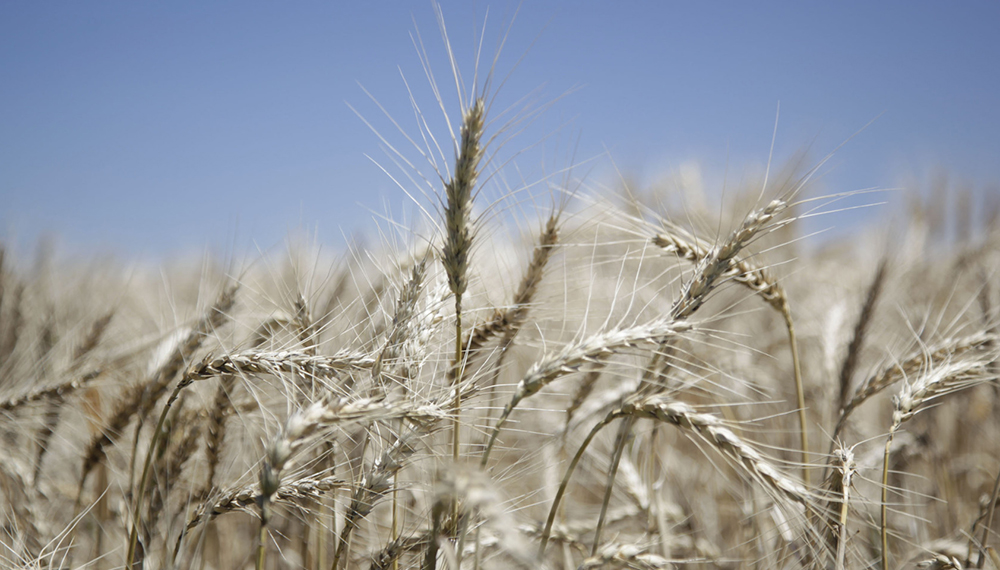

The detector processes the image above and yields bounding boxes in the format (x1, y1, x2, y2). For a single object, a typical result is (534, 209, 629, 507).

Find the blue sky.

(2, 1, 998, 258)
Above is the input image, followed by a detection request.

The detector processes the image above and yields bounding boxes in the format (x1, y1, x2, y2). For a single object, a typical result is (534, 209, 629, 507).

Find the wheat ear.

(881, 358, 994, 570)
(373, 253, 429, 390)
(834, 331, 997, 440)
(539, 395, 810, 557)
(0, 369, 102, 412)
(182, 474, 347, 534)
(837, 258, 889, 411)
(187, 349, 376, 382)
(442, 96, 485, 462)
(481, 319, 693, 466)
(579, 544, 671, 570)
(653, 198, 808, 483)
(468, 212, 559, 357)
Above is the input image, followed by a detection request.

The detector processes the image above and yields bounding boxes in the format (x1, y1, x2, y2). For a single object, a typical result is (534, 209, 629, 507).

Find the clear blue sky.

(2, 1, 998, 257)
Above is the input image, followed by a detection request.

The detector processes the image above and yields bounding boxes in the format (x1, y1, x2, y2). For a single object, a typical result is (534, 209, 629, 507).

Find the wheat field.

(2, 14, 999, 570)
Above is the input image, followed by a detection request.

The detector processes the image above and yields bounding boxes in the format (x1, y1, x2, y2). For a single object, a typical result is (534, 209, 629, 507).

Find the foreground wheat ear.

(439, 96, 485, 567)
(6, 11, 1000, 570)
(652, 208, 810, 486)
(442, 96, 484, 463)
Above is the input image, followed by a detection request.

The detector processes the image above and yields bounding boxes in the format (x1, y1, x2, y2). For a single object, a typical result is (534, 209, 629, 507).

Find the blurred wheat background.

(2, 3, 1000, 570)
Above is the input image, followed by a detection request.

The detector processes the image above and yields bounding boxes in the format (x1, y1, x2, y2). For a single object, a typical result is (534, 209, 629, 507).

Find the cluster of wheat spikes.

(4, 14, 1000, 570)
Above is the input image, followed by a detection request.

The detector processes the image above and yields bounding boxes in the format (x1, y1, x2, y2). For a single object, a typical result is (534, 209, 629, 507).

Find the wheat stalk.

(823, 443, 857, 570)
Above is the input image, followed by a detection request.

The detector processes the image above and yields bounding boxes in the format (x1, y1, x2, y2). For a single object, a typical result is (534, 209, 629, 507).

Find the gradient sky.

(2, 1, 998, 258)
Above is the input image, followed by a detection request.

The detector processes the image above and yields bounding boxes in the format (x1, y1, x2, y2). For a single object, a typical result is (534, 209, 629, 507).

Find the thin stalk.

(473, 524, 482, 570)
(125, 381, 185, 569)
(977, 467, 1000, 568)
(538, 412, 618, 557)
(836, 489, 851, 570)
(591, 416, 633, 555)
(391, 478, 400, 570)
(452, 308, 463, 516)
(881, 428, 896, 570)
(589, 348, 667, 555)
(257, 515, 269, 570)
(782, 303, 810, 486)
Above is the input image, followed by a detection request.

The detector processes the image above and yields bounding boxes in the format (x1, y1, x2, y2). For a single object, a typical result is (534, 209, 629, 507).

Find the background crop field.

(1, 3, 999, 570)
